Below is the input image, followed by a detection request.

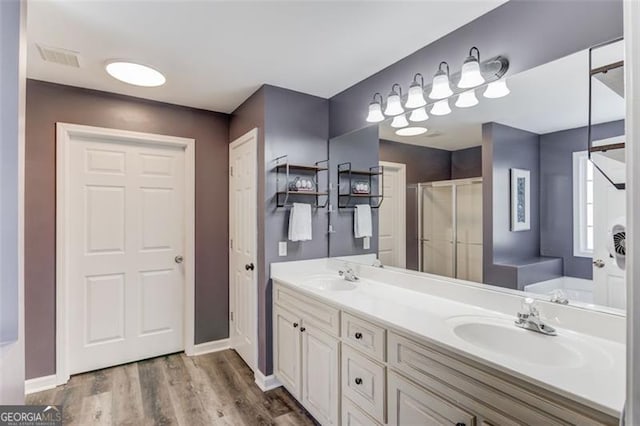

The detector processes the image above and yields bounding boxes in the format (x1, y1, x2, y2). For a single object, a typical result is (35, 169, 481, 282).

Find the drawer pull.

(355, 332, 363, 339)
(293, 322, 299, 328)
(456, 423, 466, 426)
(354, 377, 363, 385)
(300, 327, 306, 332)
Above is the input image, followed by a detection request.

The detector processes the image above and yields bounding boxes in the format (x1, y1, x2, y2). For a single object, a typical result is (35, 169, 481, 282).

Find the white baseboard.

(25, 374, 58, 395)
(186, 338, 230, 356)
(254, 370, 282, 392)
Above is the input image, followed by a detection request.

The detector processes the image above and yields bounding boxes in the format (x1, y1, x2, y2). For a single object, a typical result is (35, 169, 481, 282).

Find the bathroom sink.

(447, 316, 612, 369)
(301, 275, 357, 291)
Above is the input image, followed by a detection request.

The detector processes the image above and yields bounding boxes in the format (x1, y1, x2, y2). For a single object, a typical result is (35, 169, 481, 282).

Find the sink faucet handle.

(521, 297, 539, 316)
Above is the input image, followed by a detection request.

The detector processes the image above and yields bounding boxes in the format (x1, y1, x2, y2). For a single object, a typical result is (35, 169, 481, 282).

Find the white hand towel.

(354, 204, 372, 238)
(288, 203, 312, 242)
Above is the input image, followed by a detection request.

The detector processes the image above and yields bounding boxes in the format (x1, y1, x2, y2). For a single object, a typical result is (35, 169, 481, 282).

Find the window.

(573, 151, 594, 257)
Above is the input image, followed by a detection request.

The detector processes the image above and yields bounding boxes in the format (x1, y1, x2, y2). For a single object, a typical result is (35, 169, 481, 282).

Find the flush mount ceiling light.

(391, 114, 409, 128)
(430, 99, 451, 116)
(455, 90, 479, 108)
(384, 83, 404, 116)
(458, 47, 485, 89)
(428, 62, 453, 100)
(396, 127, 427, 136)
(366, 92, 385, 123)
(409, 107, 429, 122)
(483, 79, 510, 98)
(105, 61, 166, 87)
(405, 73, 427, 108)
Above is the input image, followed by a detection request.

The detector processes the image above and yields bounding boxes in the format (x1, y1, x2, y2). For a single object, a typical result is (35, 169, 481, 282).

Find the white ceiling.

(26, 0, 507, 113)
(381, 46, 626, 151)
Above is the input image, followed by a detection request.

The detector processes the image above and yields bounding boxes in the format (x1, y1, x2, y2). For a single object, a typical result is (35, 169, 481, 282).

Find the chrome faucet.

(549, 289, 569, 305)
(338, 264, 359, 282)
(515, 298, 557, 336)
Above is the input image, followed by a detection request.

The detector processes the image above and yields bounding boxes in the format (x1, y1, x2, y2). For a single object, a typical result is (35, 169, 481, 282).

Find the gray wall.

(451, 146, 482, 180)
(379, 140, 451, 269)
(328, 0, 623, 138)
(0, 0, 25, 404)
(540, 120, 625, 279)
(25, 80, 230, 379)
(230, 85, 330, 376)
(329, 126, 379, 258)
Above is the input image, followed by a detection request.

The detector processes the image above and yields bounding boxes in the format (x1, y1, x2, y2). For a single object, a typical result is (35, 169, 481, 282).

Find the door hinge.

(230, 239, 233, 249)
(230, 311, 234, 321)
(230, 166, 234, 177)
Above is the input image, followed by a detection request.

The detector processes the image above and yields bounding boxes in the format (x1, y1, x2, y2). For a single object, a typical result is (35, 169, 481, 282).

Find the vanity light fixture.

(455, 90, 479, 108)
(384, 83, 404, 116)
(483, 79, 510, 98)
(458, 47, 485, 89)
(409, 107, 429, 122)
(396, 127, 427, 136)
(428, 62, 453, 99)
(391, 114, 409, 128)
(430, 99, 451, 116)
(366, 93, 385, 123)
(105, 61, 166, 87)
(405, 73, 427, 108)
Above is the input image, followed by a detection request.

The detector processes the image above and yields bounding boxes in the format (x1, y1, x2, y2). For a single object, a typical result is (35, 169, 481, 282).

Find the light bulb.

(430, 99, 451, 116)
(384, 85, 404, 116)
(409, 107, 429, 122)
(396, 127, 427, 136)
(391, 114, 409, 128)
(458, 55, 485, 88)
(455, 90, 479, 108)
(405, 83, 426, 108)
(366, 101, 385, 123)
(428, 71, 453, 100)
(483, 79, 510, 98)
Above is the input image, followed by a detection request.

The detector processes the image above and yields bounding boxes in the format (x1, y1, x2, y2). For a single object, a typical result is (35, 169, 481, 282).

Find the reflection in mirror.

(329, 44, 626, 313)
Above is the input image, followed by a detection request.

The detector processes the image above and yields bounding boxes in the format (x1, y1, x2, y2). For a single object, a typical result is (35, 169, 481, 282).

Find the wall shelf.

(337, 162, 384, 208)
(274, 155, 329, 208)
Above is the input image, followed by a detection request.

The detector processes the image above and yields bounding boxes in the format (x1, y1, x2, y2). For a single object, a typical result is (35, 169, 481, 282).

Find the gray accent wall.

(451, 146, 482, 180)
(25, 80, 230, 379)
(329, 126, 379, 258)
(328, 0, 623, 138)
(539, 120, 625, 279)
(231, 85, 330, 376)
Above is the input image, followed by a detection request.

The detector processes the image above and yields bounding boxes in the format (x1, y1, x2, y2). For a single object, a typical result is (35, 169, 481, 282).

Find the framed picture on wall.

(510, 168, 530, 232)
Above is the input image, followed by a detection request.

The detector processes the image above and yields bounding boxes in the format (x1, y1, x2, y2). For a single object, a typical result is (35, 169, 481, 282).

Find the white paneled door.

(378, 162, 406, 268)
(63, 127, 189, 375)
(229, 129, 258, 372)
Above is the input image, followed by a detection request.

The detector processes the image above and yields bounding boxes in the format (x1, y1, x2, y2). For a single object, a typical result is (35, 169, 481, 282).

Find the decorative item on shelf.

(352, 181, 370, 194)
(364, 47, 510, 125)
(288, 177, 315, 192)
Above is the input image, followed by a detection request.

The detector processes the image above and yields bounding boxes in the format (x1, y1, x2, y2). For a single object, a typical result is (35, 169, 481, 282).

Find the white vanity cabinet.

(272, 281, 619, 426)
(273, 286, 340, 425)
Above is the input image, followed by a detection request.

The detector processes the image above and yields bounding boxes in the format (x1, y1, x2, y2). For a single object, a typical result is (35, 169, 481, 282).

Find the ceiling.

(380, 45, 626, 151)
(26, 0, 507, 113)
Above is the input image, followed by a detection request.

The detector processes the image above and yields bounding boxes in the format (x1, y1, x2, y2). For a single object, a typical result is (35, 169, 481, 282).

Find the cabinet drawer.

(341, 312, 386, 362)
(387, 371, 476, 426)
(342, 345, 386, 423)
(342, 397, 382, 426)
(274, 282, 340, 336)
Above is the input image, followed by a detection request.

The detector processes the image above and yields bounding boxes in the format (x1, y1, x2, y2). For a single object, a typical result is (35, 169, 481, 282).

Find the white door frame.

(379, 161, 406, 268)
(228, 128, 259, 372)
(55, 123, 195, 385)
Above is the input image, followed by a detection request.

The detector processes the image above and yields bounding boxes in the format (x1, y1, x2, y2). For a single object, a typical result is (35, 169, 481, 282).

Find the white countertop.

(271, 259, 625, 418)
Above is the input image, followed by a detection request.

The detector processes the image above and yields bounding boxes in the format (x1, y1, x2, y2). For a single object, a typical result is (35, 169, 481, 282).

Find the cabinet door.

(302, 325, 340, 425)
(274, 306, 302, 399)
(387, 372, 476, 426)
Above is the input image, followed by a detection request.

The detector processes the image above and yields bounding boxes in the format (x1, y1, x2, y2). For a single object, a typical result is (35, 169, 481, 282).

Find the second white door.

(378, 161, 406, 268)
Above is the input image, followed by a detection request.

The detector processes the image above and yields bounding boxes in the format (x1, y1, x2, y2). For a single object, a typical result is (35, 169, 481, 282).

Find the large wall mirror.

(328, 40, 626, 314)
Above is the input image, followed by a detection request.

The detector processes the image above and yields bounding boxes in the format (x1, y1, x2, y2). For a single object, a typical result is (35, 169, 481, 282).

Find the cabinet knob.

(293, 322, 299, 328)
(455, 423, 466, 426)
(355, 332, 363, 340)
(354, 377, 363, 385)
(300, 327, 306, 332)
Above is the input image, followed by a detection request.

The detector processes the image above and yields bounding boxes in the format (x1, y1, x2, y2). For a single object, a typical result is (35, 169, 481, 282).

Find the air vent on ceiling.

(425, 131, 444, 138)
(36, 44, 80, 68)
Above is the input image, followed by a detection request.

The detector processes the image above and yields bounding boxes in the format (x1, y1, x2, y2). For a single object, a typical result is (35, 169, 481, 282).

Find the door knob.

(245, 263, 255, 271)
(593, 259, 605, 268)
(175, 255, 184, 264)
